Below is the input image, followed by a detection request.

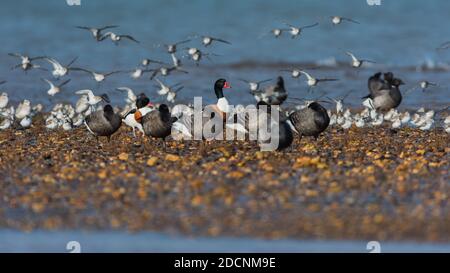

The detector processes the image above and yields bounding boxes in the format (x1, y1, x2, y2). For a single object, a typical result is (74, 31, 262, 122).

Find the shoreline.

(0, 121, 449, 242)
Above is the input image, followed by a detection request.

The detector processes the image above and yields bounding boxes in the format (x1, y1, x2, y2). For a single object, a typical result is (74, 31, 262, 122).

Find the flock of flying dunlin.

(0, 16, 449, 151)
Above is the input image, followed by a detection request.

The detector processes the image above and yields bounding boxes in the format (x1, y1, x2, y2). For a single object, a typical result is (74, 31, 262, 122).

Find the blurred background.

(0, 0, 449, 108)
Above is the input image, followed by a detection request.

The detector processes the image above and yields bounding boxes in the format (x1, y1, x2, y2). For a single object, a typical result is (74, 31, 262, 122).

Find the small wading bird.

(44, 57, 79, 78)
(42, 78, 71, 97)
(164, 39, 191, 54)
(75, 89, 110, 111)
(200, 35, 231, 47)
(166, 86, 184, 103)
(9, 53, 47, 72)
(270, 28, 288, 38)
(280, 68, 304, 79)
(185, 48, 218, 66)
(72, 68, 123, 83)
(331, 16, 360, 25)
(406, 80, 440, 93)
(345, 51, 375, 68)
(239, 78, 273, 92)
(15, 100, 31, 120)
(75, 25, 119, 41)
(171, 53, 182, 68)
(283, 22, 319, 39)
(149, 66, 188, 80)
(436, 41, 450, 50)
(141, 58, 165, 67)
(99, 32, 140, 45)
(116, 87, 137, 106)
(128, 67, 154, 79)
(299, 70, 338, 92)
(154, 78, 183, 96)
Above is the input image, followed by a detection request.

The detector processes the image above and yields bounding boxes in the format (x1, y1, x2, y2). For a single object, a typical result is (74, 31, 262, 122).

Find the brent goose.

(363, 72, 404, 112)
(141, 104, 177, 149)
(288, 101, 330, 140)
(85, 104, 122, 141)
(256, 101, 293, 151)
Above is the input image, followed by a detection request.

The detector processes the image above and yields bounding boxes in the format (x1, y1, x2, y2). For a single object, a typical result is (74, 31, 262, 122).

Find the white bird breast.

(95, 74, 105, 82)
(0, 94, 8, 108)
(193, 53, 201, 61)
(48, 87, 59, 96)
(203, 37, 211, 45)
(291, 28, 300, 36)
(167, 92, 176, 102)
(188, 48, 198, 55)
(20, 117, 32, 128)
(132, 69, 142, 78)
(0, 119, 12, 129)
(158, 87, 169, 95)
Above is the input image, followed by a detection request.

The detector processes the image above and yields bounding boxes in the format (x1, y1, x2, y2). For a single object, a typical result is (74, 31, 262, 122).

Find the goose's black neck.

(159, 104, 171, 123)
(103, 105, 115, 122)
(276, 76, 284, 89)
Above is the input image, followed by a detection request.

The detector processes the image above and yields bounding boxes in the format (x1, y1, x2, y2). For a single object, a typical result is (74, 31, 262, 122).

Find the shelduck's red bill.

(148, 102, 154, 107)
(223, 81, 231, 89)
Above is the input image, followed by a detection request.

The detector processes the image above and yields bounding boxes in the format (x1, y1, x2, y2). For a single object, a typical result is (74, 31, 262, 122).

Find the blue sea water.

(0, 0, 449, 108)
(1, 230, 450, 253)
